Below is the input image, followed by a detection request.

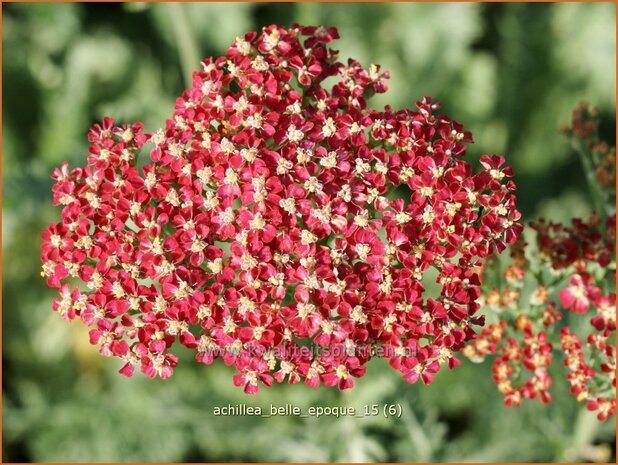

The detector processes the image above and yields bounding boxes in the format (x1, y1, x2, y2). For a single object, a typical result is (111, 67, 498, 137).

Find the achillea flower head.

(472, 201, 615, 419)
(41, 25, 521, 393)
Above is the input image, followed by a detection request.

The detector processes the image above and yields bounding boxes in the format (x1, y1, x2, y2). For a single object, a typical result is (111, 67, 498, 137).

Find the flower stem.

(167, 3, 200, 88)
(571, 138, 608, 222)
(561, 408, 599, 461)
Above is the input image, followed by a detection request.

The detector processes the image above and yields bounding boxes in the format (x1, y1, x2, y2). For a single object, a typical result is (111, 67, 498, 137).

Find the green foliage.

(3, 3, 615, 462)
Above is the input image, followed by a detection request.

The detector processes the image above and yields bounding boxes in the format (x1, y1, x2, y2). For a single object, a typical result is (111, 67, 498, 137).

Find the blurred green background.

(3, 2, 616, 462)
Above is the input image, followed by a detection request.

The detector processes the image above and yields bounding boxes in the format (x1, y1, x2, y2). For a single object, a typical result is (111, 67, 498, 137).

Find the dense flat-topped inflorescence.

(41, 25, 521, 393)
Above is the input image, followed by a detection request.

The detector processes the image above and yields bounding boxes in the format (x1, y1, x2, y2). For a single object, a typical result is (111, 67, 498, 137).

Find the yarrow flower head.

(41, 25, 522, 393)
(471, 217, 616, 419)
(465, 103, 616, 421)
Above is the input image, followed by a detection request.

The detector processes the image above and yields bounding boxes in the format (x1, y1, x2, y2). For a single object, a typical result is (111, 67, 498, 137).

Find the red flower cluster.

(492, 316, 553, 407)
(561, 327, 616, 421)
(463, 320, 506, 362)
(467, 201, 615, 419)
(465, 101, 616, 420)
(533, 213, 614, 271)
(562, 102, 616, 188)
(41, 25, 521, 393)
(541, 216, 616, 420)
